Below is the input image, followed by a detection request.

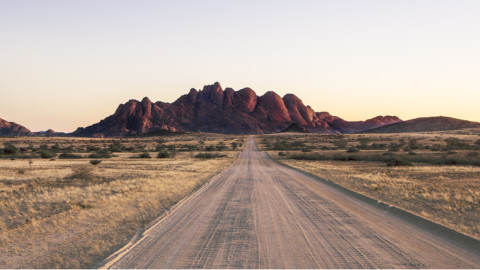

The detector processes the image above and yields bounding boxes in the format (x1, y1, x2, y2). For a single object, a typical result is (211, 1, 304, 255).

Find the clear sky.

(1, 0, 479, 132)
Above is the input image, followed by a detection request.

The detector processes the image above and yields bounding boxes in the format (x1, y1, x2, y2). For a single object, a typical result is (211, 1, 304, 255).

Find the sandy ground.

(103, 136, 480, 269)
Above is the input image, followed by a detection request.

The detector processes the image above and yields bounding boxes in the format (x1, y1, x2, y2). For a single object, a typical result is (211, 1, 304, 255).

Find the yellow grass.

(0, 135, 243, 268)
(274, 155, 480, 238)
(258, 132, 480, 238)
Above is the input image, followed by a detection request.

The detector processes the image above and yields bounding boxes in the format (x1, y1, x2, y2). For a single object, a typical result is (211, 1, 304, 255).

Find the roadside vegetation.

(0, 134, 245, 268)
(258, 132, 480, 238)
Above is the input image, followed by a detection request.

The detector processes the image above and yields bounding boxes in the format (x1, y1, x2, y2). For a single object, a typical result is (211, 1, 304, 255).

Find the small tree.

(3, 142, 17, 155)
(231, 142, 238, 150)
(138, 152, 151, 158)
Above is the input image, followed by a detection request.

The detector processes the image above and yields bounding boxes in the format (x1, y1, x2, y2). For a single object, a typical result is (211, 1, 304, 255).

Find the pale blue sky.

(1, 0, 479, 132)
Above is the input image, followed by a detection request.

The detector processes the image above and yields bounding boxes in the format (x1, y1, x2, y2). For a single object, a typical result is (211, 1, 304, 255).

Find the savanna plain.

(0, 134, 244, 268)
(1, 131, 479, 268)
(258, 130, 480, 239)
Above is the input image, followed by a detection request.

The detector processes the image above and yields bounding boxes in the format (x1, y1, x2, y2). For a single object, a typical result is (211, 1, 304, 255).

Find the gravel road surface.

(103, 136, 480, 268)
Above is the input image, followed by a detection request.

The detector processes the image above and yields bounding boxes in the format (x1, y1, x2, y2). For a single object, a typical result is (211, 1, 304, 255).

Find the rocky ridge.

(73, 82, 402, 137)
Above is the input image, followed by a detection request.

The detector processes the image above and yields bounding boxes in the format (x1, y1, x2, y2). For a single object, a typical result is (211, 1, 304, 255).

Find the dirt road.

(103, 136, 480, 268)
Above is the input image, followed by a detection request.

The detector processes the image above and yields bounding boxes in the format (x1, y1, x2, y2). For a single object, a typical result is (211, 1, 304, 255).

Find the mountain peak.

(141, 97, 152, 104)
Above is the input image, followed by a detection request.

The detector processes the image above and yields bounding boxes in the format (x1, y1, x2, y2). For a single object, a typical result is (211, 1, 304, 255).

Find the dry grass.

(259, 132, 480, 239)
(0, 134, 243, 268)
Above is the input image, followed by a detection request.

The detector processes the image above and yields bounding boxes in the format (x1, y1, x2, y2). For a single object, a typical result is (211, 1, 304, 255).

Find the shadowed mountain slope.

(0, 118, 32, 136)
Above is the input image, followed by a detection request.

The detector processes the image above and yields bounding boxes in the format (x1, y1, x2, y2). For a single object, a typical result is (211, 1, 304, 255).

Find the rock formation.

(73, 82, 402, 137)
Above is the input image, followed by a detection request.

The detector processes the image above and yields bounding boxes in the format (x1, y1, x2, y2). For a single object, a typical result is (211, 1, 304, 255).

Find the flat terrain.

(259, 132, 480, 238)
(104, 136, 480, 268)
(0, 134, 242, 268)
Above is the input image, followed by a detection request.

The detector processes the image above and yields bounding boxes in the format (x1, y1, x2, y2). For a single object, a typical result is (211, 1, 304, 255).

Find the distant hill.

(362, 116, 480, 133)
(0, 118, 32, 136)
(72, 82, 402, 137)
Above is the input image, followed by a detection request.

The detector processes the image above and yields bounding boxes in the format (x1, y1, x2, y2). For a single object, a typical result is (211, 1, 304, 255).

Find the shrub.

(346, 147, 359, 153)
(155, 144, 166, 151)
(68, 165, 96, 180)
(157, 150, 172, 158)
(358, 137, 371, 149)
(40, 150, 55, 159)
(289, 153, 325, 160)
(88, 149, 111, 159)
(3, 142, 18, 155)
(216, 142, 227, 151)
(386, 159, 413, 167)
(332, 140, 348, 149)
(138, 152, 151, 158)
(278, 152, 286, 156)
(109, 141, 124, 152)
(441, 159, 458, 165)
(59, 152, 82, 159)
(194, 153, 226, 159)
(466, 151, 479, 158)
(90, 160, 102, 165)
(388, 143, 401, 152)
(205, 145, 215, 151)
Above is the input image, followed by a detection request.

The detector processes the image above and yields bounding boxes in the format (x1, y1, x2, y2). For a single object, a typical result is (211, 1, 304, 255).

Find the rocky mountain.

(0, 118, 32, 136)
(362, 116, 480, 134)
(73, 82, 402, 137)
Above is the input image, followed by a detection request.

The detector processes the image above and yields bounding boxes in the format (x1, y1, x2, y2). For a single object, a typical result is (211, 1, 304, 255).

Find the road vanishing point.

(103, 136, 480, 269)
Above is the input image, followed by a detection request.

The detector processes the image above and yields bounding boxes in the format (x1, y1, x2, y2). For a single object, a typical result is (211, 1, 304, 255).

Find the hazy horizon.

(1, 0, 479, 132)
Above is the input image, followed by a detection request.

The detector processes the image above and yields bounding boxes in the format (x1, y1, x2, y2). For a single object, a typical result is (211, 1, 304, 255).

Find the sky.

(1, 0, 479, 132)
